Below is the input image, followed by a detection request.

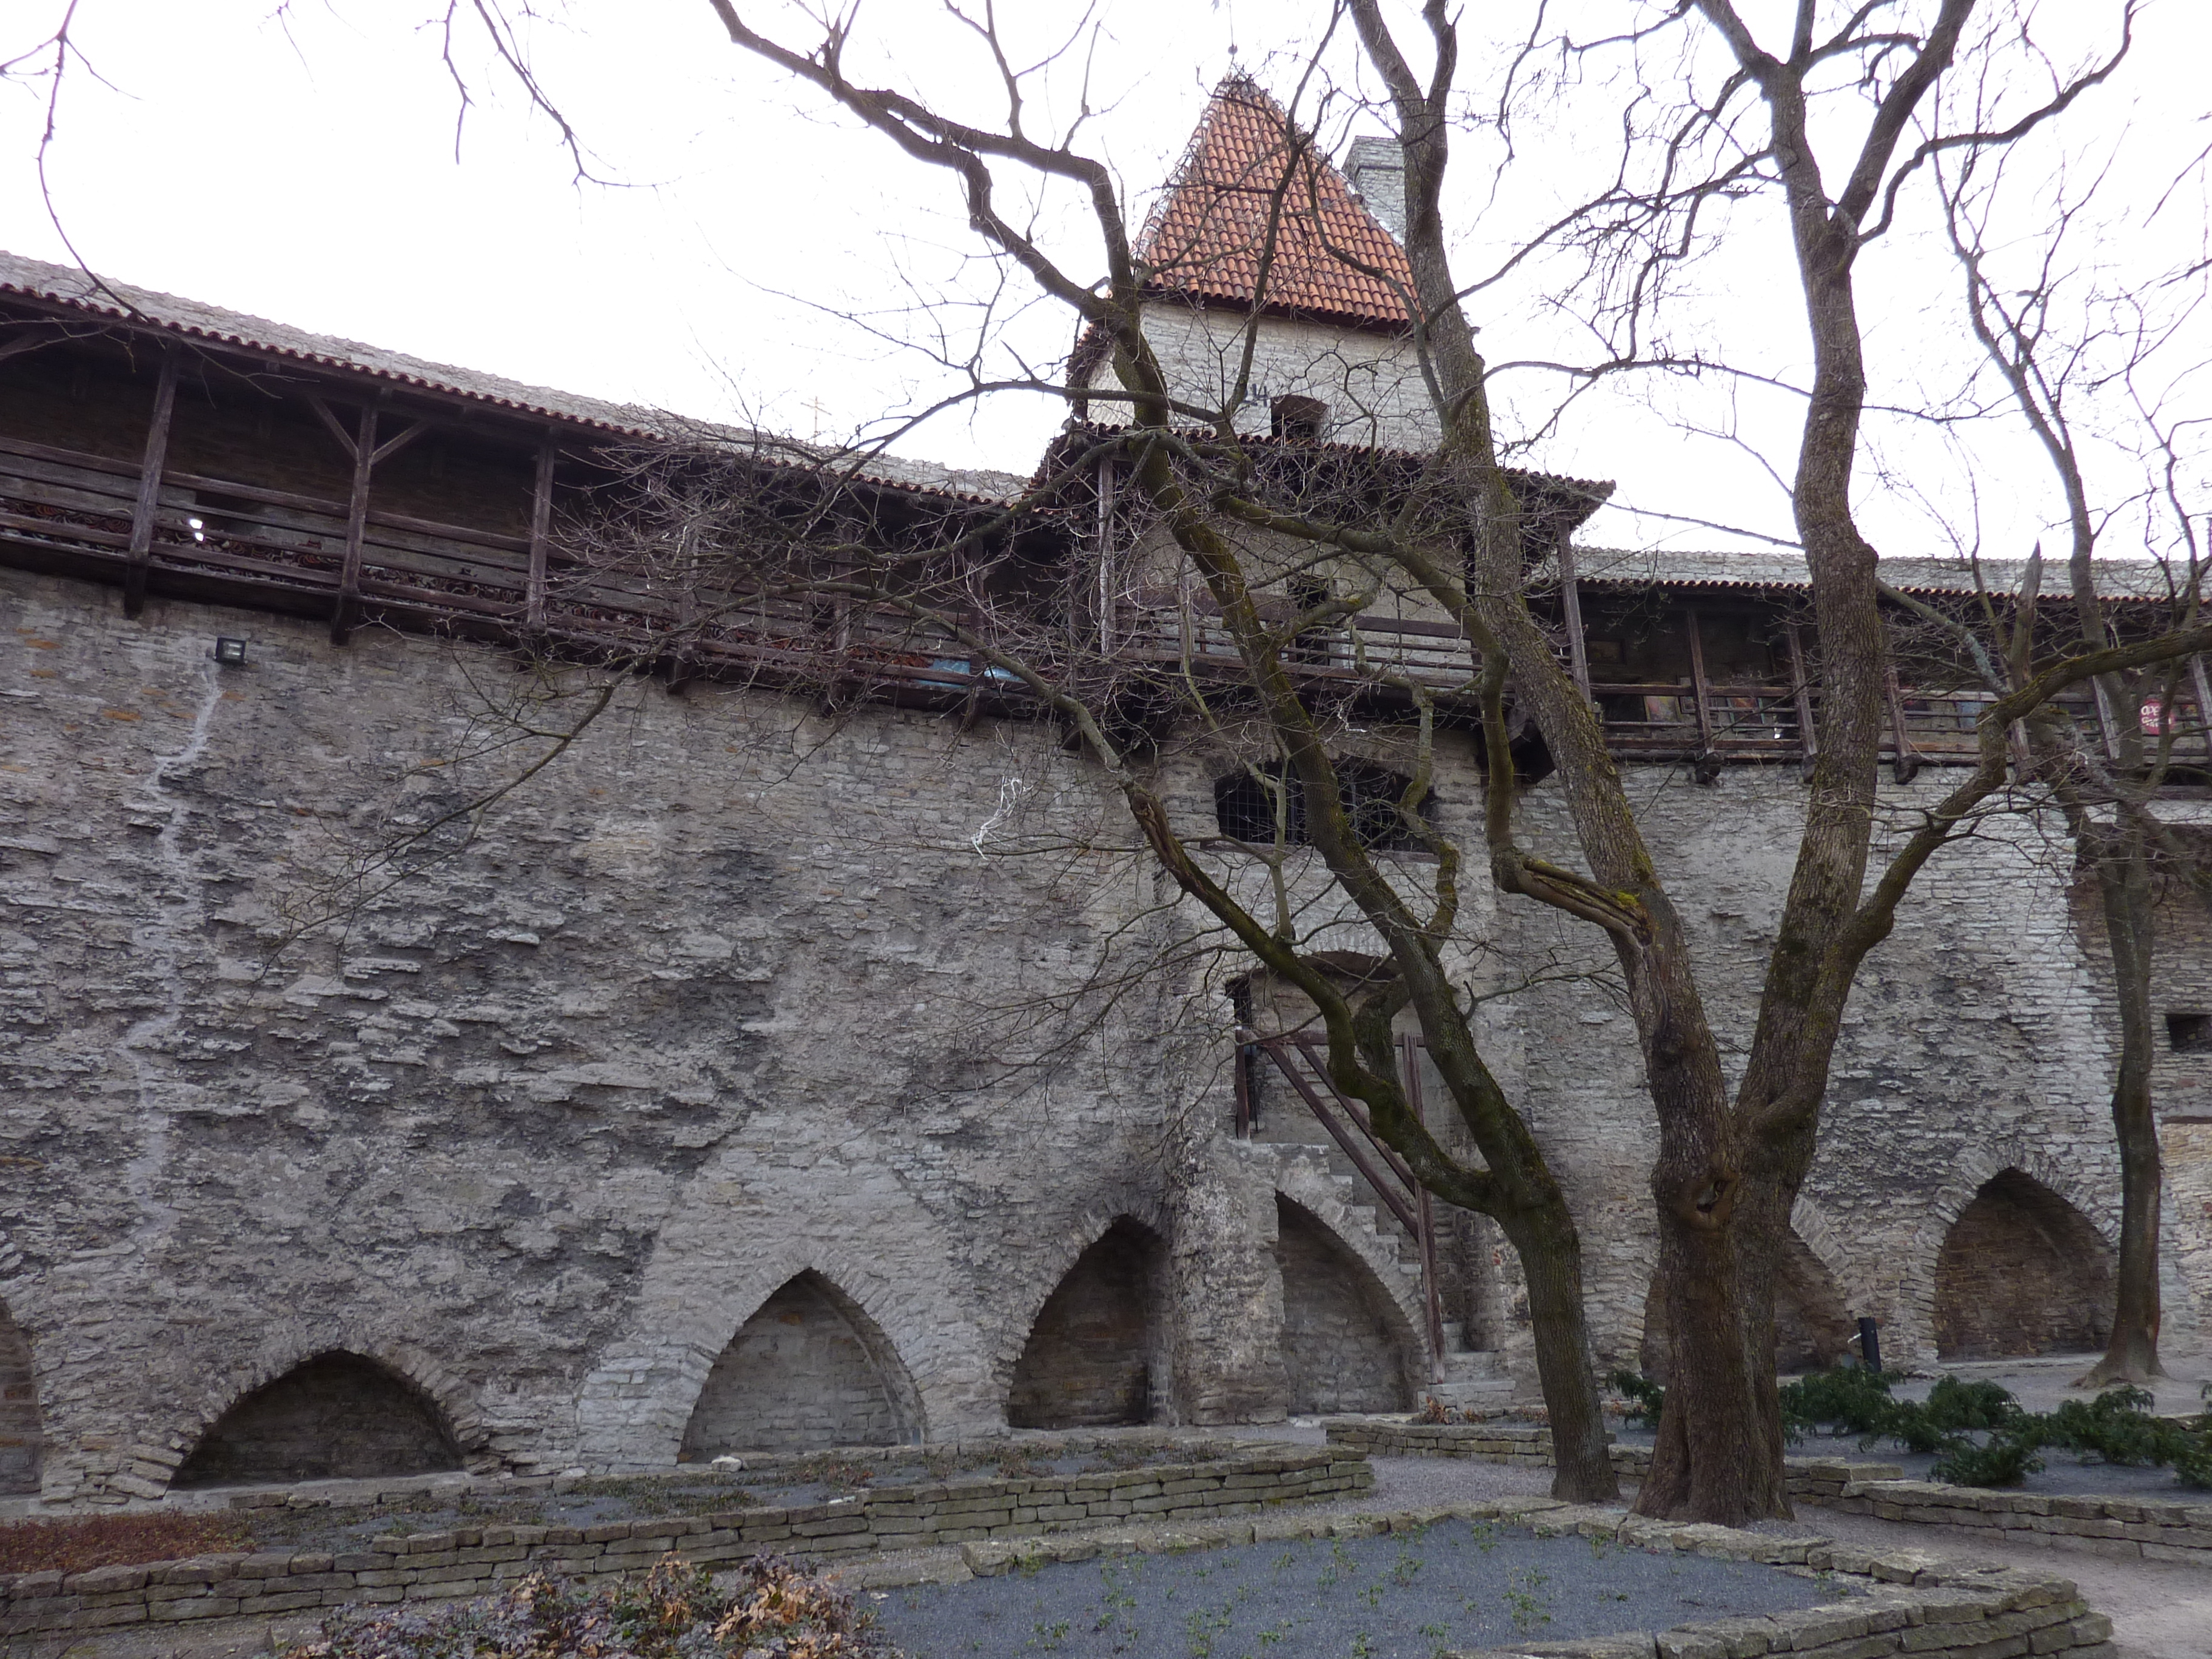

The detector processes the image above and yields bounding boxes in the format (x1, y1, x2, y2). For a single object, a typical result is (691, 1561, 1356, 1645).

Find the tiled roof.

(0, 250, 1025, 506)
(1134, 76, 1416, 330)
(1570, 545, 2186, 602)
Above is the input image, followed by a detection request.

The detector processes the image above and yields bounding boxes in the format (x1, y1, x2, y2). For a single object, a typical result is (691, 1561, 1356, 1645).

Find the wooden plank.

(526, 433, 555, 634)
(122, 350, 181, 618)
(1683, 606, 1716, 754)
(1885, 666, 1920, 784)
(1399, 1033, 1447, 1382)
(1556, 532, 1591, 701)
(332, 401, 377, 644)
(1785, 620, 1818, 779)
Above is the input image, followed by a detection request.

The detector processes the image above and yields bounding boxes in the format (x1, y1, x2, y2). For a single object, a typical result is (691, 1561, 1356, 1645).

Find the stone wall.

(4, 554, 2207, 1499)
(678, 1273, 919, 1455)
(170, 1353, 461, 1489)
(0, 1446, 1372, 1639)
(0, 566, 1309, 1500)
(1085, 301, 1438, 451)
(1007, 1219, 1164, 1429)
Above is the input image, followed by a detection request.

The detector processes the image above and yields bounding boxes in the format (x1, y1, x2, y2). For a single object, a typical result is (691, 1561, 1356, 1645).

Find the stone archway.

(1007, 1217, 1165, 1427)
(1934, 1168, 2114, 1360)
(171, 1351, 464, 1489)
(0, 1301, 40, 1496)
(679, 1270, 922, 1455)
(1273, 1196, 1417, 1413)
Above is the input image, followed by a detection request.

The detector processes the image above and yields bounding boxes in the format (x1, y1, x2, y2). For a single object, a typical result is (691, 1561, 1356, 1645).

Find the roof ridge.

(1131, 76, 1416, 330)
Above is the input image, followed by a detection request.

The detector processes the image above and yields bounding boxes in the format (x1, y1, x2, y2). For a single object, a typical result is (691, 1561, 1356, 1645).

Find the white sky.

(1, 1, 2204, 560)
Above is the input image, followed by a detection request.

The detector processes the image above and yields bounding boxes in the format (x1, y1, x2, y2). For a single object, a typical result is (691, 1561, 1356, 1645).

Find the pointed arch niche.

(1934, 1169, 2113, 1361)
(1274, 1196, 1416, 1413)
(1007, 1218, 1165, 1428)
(0, 1301, 41, 1495)
(680, 1272, 922, 1456)
(172, 1352, 463, 1489)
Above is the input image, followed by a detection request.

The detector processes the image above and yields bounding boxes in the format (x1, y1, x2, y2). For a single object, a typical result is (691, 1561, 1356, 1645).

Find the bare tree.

(1924, 118, 2211, 1385)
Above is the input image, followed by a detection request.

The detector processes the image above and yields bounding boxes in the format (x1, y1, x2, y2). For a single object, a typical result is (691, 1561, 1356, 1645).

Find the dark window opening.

(1213, 759, 1430, 852)
(2169, 1012, 2212, 1053)
(1271, 395, 1328, 440)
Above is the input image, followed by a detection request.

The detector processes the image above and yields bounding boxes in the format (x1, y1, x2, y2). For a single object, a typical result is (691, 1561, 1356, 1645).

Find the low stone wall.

(1320, 1419, 1904, 1505)
(949, 1493, 2114, 1659)
(1830, 1478, 2212, 1566)
(0, 1446, 1370, 1640)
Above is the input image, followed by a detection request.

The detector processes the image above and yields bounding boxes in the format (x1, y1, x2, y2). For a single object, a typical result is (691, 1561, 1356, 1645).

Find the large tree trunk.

(2079, 820, 2168, 1385)
(1501, 1208, 1618, 1501)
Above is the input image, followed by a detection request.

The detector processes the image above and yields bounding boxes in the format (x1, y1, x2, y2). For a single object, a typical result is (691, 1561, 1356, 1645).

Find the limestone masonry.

(2, 75, 2208, 1510)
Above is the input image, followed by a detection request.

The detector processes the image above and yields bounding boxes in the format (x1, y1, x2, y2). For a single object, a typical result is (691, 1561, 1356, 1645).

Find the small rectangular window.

(2168, 1012, 2212, 1053)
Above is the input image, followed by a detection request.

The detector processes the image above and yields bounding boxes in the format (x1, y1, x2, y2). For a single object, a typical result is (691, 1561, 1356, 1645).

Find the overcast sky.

(1, 1, 2204, 561)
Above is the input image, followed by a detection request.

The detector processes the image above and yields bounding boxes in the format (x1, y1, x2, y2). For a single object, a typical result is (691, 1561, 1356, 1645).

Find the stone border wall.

(0, 1447, 1370, 1640)
(949, 1493, 2114, 1659)
(1829, 1478, 2212, 1566)
(1321, 1419, 1905, 1506)
(1324, 1416, 2212, 1564)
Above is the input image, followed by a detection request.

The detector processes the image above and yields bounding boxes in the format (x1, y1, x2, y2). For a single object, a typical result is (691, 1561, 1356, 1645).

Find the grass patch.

(0, 1512, 256, 1575)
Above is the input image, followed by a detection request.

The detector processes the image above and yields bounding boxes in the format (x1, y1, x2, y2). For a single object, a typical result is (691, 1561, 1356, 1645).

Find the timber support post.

(122, 348, 180, 620)
(1785, 620, 1818, 780)
(526, 431, 557, 638)
(1556, 530, 1591, 703)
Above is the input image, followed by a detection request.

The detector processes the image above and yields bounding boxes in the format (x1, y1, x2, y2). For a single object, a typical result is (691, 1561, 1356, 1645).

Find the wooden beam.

(1555, 531, 1591, 701)
(2192, 655, 2212, 764)
(1095, 455, 1116, 654)
(1684, 606, 1716, 752)
(331, 400, 378, 645)
(1886, 665, 1920, 785)
(0, 322, 76, 367)
(1785, 619, 1818, 779)
(370, 418, 432, 468)
(304, 394, 358, 459)
(122, 349, 181, 619)
(526, 432, 556, 635)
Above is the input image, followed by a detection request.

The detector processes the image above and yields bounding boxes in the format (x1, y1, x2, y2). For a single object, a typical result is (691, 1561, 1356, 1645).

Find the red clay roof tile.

(1135, 76, 1415, 330)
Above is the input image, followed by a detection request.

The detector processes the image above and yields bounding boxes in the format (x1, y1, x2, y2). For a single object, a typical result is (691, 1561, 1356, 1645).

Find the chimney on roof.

(1344, 136, 1406, 243)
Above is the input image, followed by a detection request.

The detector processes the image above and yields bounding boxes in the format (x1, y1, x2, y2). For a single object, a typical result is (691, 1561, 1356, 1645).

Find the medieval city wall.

(2, 559, 2193, 1507)
(1, 566, 1330, 1503)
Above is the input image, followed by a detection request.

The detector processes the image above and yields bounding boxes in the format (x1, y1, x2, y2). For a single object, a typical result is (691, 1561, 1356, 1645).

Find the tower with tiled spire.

(1073, 76, 1436, 451)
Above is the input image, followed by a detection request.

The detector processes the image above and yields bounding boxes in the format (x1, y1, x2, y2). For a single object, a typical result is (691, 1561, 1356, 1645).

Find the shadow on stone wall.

(679, 1270, 923, 1455)
(0, 1301, 39, 1496)
(1934, 1168, 2113, 1360)
(170, 1351, 463, 1489)
(1007, 1218, 1164, 1428)
(1273, 1195, 1415, 1413)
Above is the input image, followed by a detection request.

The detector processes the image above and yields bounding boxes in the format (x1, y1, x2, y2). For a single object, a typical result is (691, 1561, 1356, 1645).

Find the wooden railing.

(1236, 1029, 1447, 1381)
(4, 431, 2197, 769)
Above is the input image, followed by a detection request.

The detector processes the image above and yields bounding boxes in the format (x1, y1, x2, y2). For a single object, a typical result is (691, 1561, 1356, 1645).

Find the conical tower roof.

(1133, 75, 1416, 329)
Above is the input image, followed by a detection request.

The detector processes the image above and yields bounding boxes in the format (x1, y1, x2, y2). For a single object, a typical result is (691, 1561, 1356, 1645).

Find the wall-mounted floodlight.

(213, 637, 249, 666)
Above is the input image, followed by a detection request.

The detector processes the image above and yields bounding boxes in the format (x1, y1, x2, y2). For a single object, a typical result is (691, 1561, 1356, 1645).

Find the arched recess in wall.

(171, 1351, 464, 1489)
(679, 1270, 923, 1456)
(1637, 1227, 1852, 1380)
(1933, 1168, 2114, 1361)
(0, 1300, 41, 1496)
(1273, 1196, 1417, 1413)
(1007, 1217, 1165, 1429)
